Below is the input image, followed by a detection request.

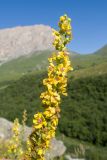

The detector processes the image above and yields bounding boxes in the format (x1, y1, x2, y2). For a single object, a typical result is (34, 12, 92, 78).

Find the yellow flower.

(51, 116, 58, 128)
(46, 130, 55, 139)
(45, 140, 50, 147)
(43, 107, 56, 118)
(60, 16, 66, 22)
(40, 90, 61, 106)
(37, 148, 43, 155)
(52, 29, 60, 36)
(33, 113, 47, 129)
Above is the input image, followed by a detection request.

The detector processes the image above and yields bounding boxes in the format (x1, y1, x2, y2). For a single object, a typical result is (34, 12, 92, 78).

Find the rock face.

(45, 138, 66, 160)
(65, 155, 85, 160)
(0, 118, 12, 139)
(0, 25, 53, 64)
(0, 117, 31, 140)
(0, 117, 66, 159)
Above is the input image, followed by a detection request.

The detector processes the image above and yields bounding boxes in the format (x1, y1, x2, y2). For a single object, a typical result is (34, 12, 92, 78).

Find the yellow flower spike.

(7, 118, 24, 159)
(27, 14, 73, 160)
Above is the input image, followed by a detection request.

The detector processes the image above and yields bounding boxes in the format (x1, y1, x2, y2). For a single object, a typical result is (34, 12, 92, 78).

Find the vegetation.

(0, 110, 28, 159)
(0, 50, 50, 83)
(0, 71, 107, 146)
(0, 13, 107, 160)
(60, 74, 107, 146)
(0, 53, 107, 159)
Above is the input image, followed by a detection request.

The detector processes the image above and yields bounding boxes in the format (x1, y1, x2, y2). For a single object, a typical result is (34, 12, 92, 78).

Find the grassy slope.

(72, 62, 107, 79)
(0, 45, 107, 83)
(72, 45, 107, 71)
(0, 50, 51, 82)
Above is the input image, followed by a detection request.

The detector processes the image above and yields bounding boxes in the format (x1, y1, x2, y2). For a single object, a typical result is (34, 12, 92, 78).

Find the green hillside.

(0, 45, 107, 84)
(72, 45, 107, 70)
(72, 62, 107, 79)
(94, 44, 107, 55)
(0, 50, 51, 82)
(0, 71, 107, 145)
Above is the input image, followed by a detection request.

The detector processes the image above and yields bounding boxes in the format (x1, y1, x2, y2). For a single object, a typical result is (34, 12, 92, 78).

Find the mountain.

(0, 25, 53, 65)
(94, 44, 107, 56)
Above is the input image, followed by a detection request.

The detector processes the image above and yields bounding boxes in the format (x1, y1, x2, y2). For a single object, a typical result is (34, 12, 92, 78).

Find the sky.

(0, 0, 107, 54)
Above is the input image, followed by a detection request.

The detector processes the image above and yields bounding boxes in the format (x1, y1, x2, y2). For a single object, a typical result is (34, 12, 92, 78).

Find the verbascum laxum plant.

(6, 110, 27, 160)
(21, 110, 27, 141)
(7, 118, 23, 159)
(26, 14, 73, 160)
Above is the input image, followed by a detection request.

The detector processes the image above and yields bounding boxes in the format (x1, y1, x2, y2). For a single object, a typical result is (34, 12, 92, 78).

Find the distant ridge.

(94, 44, 107, 55)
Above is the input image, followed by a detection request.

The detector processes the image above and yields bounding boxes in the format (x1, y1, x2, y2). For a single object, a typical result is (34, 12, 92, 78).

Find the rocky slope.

(0, 117, 66, 159)
(0, 25, 53, 64)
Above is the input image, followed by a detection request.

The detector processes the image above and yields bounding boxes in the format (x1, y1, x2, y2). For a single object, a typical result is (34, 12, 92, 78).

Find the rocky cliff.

(0, 25, 53, 64)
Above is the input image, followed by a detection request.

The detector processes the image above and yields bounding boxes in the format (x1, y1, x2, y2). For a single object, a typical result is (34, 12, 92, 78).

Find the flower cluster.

(7, 118, 23, 159)
(21, 109, 27, 141)
(22, 109, 27, 127)
(27, 14, 73, 160)
(53, 14, 72, 51)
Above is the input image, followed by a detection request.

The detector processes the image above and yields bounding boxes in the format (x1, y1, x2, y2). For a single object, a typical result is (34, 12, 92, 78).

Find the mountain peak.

(0, 24, 54, 64)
